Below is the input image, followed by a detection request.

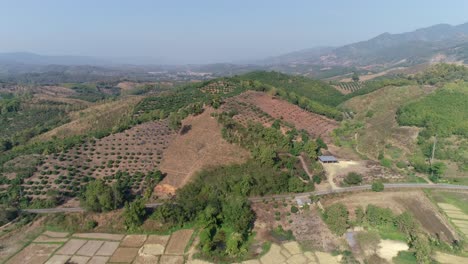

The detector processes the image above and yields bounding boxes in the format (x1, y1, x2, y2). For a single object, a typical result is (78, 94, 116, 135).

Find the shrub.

(343, 172, 362, 185)
(85, 220, 98, 230)
(371, 181, 384, 192)
(291, 206, 299, 214)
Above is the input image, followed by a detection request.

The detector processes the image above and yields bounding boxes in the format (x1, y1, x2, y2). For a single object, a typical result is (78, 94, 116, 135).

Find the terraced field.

(335, 82, 364, 94)
(437, 203, 468, 237)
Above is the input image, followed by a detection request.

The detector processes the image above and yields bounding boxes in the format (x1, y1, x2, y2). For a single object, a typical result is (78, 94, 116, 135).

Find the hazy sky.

(1, 0, 468, 64)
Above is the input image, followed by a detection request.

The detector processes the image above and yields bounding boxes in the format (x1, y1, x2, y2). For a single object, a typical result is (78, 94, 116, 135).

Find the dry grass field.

(341, 85, 435, 160)
(157, 108, 250, 195)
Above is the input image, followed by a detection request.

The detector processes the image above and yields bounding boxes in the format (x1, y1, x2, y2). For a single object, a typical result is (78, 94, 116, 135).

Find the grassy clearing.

(371, 225, 407, 242)
(393, 251, 417, 264)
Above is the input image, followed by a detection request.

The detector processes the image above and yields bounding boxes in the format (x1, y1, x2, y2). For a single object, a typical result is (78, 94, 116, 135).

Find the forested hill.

(239, 71, 344, 106)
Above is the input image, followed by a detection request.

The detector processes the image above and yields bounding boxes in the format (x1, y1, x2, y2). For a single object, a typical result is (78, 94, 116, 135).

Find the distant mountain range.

(264, 22, 468, 69)
(1, 22, 468, 78)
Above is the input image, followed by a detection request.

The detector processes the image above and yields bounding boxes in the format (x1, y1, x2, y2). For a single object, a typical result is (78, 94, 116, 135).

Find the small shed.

(318, 155, 338, 163)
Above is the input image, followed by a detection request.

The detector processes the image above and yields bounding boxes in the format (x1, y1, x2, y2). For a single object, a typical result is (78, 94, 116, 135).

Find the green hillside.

(239, 71, 344, 106)
(397, 82, 468, 137)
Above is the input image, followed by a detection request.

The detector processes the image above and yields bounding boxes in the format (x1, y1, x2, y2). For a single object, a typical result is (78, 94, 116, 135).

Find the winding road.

(20, 184, 468, 213)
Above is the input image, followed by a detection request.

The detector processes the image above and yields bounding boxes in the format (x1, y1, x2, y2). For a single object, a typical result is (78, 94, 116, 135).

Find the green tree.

(81, 180, 115, 212)
(352, 72, 360, 82)
(323, 203, 349, 235)
(226, 232, 244, 257)
(302, 140, 319, 160)
(123, 198, 147, 231)
(344, 172, 362, 185)
(168, 112, 182, 130)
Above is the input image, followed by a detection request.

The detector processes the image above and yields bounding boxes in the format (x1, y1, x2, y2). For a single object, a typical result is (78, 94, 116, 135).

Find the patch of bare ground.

(324, 191, 458, 243)
(165, 229, 194, 255)
(0, 217, 44, 263)
(252, 201, 340, 252)
(5, 243, 60, 264)
(157, 108, 250, 195)
(322, 160, 403, 186)
(234, 91, 338, 143)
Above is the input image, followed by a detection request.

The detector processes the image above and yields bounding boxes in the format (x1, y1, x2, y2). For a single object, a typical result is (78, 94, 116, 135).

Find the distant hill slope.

(265, 22, 468, 69)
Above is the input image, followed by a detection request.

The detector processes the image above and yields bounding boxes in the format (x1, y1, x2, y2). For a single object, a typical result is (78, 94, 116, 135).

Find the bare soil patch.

(6, 243, 60, 264)
(109, 247, 139, 263)
(157, 108, 249, 194)
(252, 201, 339, 251)
(165, 229, 194, 255)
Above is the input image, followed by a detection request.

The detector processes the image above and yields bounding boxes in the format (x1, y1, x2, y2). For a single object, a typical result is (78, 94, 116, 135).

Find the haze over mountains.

(1, 22, 468, 76)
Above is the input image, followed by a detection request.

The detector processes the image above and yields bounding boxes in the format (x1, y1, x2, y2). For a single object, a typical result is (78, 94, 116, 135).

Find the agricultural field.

(323, 191, 458, 243)
(199, 80, 236, 94)
(21, 120, 176, 200)
(220, 97, 275, 127)
(5, 230, 195, 264)
(335, 81, 364, 94)
(33, 96, 143, 141)
(234, 91, 338, 142)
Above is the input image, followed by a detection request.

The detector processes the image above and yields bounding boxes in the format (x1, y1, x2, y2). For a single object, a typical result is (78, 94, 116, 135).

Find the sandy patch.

(282, 241, 302, 255)
(56, 239, 87, 255)
(286, 254, 308, 264)
(314, 251, 341, 264)
(139, 244, 165, 256)
(377, 239, 408, 262)
(259, 244, 286, 264)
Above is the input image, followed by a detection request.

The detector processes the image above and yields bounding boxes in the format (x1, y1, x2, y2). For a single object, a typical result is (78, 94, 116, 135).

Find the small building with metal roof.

(318, 155, 338, 163)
